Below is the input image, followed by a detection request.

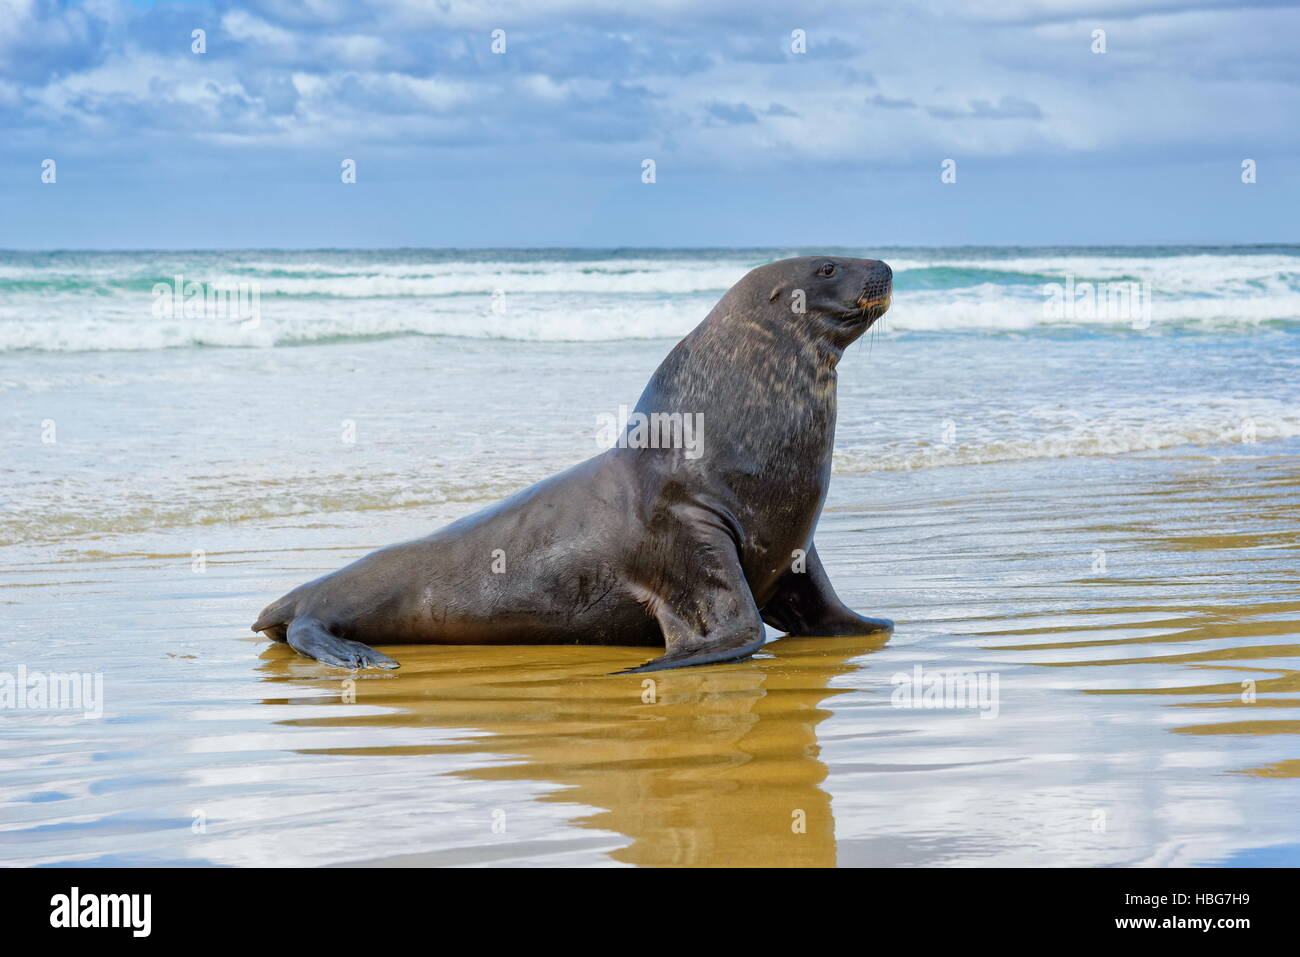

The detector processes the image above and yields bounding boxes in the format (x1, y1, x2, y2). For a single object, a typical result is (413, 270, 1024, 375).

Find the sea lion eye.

(818, 263, 836, 277)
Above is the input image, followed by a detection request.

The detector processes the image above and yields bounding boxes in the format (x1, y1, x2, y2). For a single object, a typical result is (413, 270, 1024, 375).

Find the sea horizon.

(3, 241, 1298, 252)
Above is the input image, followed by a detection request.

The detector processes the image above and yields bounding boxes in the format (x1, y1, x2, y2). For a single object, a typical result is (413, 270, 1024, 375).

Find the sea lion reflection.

(258, 633, 889, 867)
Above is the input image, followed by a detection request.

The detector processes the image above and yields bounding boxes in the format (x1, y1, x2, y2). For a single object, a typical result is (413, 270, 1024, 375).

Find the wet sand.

(3, 447, 1298, 867)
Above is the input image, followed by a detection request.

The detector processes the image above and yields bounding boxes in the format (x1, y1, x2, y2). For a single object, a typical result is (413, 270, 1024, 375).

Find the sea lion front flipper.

(614, 532, 766, 675)
(615, 627, 767, 674)
(285, 617, 400, 670)
(760, 542, 893, 637)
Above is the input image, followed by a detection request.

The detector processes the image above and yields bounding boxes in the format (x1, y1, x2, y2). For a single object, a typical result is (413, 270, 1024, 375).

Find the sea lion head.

(756, 255, 893, 351)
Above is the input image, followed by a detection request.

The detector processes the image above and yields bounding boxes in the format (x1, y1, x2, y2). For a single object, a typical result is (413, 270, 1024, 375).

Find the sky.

(1, 0, 1297, 248)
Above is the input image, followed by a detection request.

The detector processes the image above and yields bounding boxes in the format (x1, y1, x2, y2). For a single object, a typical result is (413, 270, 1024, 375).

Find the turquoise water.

(2, 246, 1299, 351)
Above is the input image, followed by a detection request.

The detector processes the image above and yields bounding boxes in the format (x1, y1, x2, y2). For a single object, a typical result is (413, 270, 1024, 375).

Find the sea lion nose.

(875, 261, 893, 283)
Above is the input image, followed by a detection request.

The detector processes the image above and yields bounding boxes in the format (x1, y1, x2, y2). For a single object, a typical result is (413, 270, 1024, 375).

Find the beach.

(2, 246, 1299, 866)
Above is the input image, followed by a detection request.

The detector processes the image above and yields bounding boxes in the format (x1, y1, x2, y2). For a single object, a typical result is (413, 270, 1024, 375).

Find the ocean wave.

(891, 253, 1300, 295)
(2, 251, 1298, 299)
(0, 297, 717, 351)
(2, 297, 1298, 352)
(0, 475, 530, 548)
(833, 406, 1300, 473)
(1, 248, 1299, 352)
(6, 398, 1299, 545)
(8, 430, 1297, 546)
(0, 257, 755, 297)
(880, 288, 1300, 331)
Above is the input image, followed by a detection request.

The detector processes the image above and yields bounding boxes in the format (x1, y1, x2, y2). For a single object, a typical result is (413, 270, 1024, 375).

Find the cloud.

(928, 95, 1044, 120)
(867, 93, 917, 110)
(0, 0, 117, 84)
(0, 0, 1295, 172)
(704, 101, 759, 125)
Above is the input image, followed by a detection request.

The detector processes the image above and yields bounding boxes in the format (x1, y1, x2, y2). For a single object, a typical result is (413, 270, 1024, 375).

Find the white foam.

(2, 250, 1299, 350)
(879, 288, 1300, 331)
(0, 294, 717, 351)
(833, 402, 1300, 473)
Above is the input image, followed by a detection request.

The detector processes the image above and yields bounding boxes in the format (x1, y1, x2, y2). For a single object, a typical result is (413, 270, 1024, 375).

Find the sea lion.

(253, 255, 894, 673)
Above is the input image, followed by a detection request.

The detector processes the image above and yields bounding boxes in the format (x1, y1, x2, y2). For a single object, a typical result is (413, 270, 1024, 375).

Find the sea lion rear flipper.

(760, 542, 893, 637)
(285, 617, 400, 671)
(252, 593, 296, 639)
(614, 531, 765, 674)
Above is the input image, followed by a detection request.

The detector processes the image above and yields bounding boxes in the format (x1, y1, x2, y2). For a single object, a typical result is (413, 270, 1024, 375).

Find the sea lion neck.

(630, 309, 841, 469)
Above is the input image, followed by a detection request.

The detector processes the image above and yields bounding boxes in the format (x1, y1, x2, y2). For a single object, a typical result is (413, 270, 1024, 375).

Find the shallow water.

(3, 451, 1299, 866)
(2, 247, 1299, 866)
